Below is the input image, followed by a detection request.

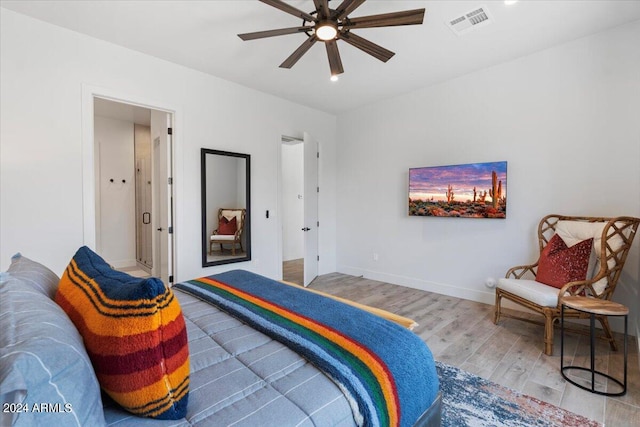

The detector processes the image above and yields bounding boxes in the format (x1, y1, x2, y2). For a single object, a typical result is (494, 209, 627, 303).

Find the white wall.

(281, 143, 304, 261)
(94, 116, 136, 266)
(336, 20, 640, 334)
(0, 9, 338, 282)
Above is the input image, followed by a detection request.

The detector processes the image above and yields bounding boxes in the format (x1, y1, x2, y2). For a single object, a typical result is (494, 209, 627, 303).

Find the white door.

(302, 132, 319, 287)
(151, 110, 173, 285)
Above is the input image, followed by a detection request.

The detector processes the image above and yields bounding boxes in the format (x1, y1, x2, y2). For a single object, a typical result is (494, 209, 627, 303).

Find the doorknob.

(301, 227, 311, 231)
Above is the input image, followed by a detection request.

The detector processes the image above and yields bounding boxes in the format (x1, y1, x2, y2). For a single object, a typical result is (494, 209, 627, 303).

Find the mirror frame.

(201, 148, 251, 267)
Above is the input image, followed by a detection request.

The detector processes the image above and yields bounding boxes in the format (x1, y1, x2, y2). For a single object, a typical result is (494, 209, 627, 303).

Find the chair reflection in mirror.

(210, 208, 246, 256)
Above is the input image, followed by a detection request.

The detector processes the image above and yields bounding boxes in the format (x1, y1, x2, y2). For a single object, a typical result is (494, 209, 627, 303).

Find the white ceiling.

(3, 0, 640, 114)
(94, 97, 151, 126)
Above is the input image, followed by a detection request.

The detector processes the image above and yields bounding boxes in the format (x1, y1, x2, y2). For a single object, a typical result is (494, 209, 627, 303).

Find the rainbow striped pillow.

(55, 246, 189, 420)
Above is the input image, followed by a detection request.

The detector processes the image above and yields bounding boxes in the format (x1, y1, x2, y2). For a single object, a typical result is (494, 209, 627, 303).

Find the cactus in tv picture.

(478, 191, 487, 203)
(489, 171, 502, 208)
(473, 186, 477, 203)
(446, 184, 454, 203)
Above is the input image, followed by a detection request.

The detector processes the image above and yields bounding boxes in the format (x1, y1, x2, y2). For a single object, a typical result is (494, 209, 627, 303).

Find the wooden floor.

(295, 268, 639, 426)
(283, 258, 304, 285)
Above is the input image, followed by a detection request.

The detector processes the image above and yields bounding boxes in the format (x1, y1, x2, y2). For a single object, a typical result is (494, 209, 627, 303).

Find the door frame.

(81, 84, 178, 282)
(276, 133, 319, 285)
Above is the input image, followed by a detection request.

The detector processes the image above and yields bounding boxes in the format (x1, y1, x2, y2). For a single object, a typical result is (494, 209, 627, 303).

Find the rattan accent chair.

(494, 214, 639, 356)
(209, 208, 246, 256)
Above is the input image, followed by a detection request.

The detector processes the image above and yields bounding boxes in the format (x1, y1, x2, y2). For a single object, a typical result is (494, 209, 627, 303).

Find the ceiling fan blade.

(325, 39, 344, 75)
(313, 0, 331, 20)
(280, 35, 318, 69)
(343, 8, 425, 29)
(238, 26, 310, 41)
(338, 31, 395, 62)
(333, 0, 367, 21)
(259, 0, 316, 22)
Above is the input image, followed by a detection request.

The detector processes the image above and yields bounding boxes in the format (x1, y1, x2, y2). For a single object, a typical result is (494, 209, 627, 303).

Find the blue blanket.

(175, 270, 439, 427)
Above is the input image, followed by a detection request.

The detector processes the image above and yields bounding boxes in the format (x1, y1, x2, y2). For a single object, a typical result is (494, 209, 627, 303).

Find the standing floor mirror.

(201, 149, 251, 267)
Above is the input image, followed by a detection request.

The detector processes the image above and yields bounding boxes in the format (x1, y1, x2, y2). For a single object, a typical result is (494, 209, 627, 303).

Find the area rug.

(436, 361, 601, 427)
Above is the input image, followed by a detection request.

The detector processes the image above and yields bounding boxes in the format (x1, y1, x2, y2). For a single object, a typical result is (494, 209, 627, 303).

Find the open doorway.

(93, 97, 174, 285)
(281, 138, 304, 284)
(280, 133, 318, 287)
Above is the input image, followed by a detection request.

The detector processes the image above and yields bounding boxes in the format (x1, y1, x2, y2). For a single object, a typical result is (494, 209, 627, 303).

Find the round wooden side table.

(560, 296, 627, 396)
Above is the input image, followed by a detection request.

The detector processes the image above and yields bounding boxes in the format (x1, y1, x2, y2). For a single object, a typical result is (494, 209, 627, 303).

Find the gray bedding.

(103, 289, 357, 426)
(2, 255, 440, 427)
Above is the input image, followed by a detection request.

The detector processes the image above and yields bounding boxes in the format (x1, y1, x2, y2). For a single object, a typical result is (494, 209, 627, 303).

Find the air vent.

(446, 5, 493, 36)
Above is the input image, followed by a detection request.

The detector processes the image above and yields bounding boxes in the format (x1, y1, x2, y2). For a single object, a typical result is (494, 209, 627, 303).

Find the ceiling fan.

(238, 0, 426, 78)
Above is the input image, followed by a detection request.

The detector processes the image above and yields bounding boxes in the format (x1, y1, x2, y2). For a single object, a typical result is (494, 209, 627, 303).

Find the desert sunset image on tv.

(409, 161, 507, 218)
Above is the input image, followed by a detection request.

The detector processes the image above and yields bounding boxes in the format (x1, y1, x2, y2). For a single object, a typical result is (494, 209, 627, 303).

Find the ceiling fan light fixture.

(315, 22, 338, 41)
(239, 1, 426, 74)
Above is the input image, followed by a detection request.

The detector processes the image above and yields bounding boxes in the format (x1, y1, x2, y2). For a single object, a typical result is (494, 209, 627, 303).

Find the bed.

(1, 251, 441, 427)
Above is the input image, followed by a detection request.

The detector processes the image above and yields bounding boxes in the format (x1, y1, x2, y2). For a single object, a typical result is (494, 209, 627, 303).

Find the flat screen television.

(409, 161, 507, 218)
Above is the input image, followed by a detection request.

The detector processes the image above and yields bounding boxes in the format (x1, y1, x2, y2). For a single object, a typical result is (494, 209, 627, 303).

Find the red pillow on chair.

(535, 234, 593, 288)
(218, 216, 237, 235)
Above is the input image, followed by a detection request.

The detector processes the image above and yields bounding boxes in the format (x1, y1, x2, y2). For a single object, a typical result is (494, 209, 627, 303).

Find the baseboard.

(337, 265, 496, 306)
